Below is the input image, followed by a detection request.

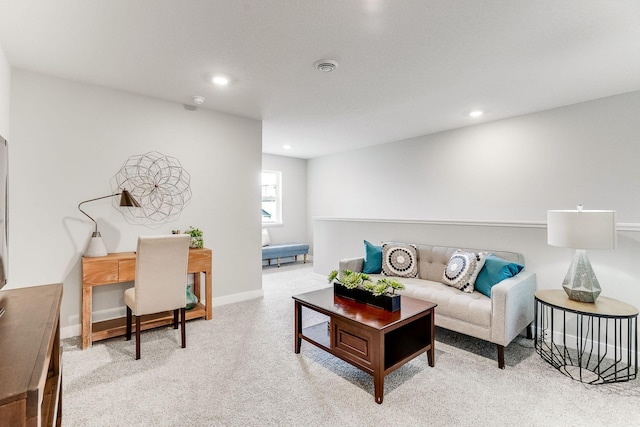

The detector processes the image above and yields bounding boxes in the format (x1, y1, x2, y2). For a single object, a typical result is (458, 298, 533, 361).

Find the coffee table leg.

(374, 373, 384, 404)
(294, 300, 302, 353)
(374, 335, 384, 404)
(428, 310, 435, 367)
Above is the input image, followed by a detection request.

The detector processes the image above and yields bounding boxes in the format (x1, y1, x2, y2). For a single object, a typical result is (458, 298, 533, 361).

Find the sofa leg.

(277, 257, 281, 267)
(526, 322, 533, 340)
(497, 344, 505, 369)
(303, 254, 307, 263)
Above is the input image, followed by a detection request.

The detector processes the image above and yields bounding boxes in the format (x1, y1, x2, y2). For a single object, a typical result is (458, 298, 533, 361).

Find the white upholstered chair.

(124, 234, 190, 360)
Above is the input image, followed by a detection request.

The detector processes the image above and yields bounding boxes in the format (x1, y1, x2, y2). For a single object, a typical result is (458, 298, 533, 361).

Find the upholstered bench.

(262, 243, 309, 267)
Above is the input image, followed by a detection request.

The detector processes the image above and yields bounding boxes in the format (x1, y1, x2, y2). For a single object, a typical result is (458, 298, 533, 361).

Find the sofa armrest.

(489, 270, 537, 346)
(338, 257, 364, 274)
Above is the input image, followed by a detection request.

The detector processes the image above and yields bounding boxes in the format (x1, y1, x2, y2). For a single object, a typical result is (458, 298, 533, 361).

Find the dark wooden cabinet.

(0, 284, 63, 426)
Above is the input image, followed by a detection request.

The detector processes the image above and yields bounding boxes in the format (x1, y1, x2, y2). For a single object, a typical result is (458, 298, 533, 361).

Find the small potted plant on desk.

(184, 226, 204, 249)
(327, 270, 405, 312)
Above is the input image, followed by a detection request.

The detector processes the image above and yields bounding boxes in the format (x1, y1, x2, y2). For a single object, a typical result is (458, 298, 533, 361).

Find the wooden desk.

(0, 284, 63, 426)
(81, 248, 212, 350)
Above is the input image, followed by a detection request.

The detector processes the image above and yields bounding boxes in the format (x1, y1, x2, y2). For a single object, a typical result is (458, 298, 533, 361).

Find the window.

(262, 170, 282, 225)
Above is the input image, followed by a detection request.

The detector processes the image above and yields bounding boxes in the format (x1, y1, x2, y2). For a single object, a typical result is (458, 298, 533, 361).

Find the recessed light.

(469, 110, 483, 118)
(283, 145, 292, 150)
(212, 76, 229, 86)
(192, 95, 205, 105)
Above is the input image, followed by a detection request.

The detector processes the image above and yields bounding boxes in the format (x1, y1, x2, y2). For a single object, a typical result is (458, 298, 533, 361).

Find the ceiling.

(1, 1, 639, 159)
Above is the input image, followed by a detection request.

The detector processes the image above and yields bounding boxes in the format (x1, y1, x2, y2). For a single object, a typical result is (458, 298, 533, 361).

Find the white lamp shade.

(547, 209, 616, 249)
(85, 236, 108, 257)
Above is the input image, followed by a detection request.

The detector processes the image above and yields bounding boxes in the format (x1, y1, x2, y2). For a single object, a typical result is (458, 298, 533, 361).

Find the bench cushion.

(262, 243, 309, 260)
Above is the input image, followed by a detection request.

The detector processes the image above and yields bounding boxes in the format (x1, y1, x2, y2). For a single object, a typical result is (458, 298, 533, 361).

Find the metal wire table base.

(535, 296, 637, 384)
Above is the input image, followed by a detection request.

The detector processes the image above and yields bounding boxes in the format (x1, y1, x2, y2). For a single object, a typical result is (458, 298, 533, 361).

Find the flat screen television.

(0, 135, 6, 318)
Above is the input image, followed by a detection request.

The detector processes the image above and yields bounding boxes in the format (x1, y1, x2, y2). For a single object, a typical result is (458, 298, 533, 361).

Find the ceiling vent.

(314, 59, 338, 72)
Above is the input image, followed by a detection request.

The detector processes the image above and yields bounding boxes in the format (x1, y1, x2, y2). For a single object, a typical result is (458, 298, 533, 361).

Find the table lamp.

(78, 189, 141, 257)
(547, 205, 616, 303)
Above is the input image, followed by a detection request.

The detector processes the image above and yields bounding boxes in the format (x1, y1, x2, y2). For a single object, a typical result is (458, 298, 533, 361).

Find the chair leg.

(126, 306, 132, 341)
(173, 309, 179, 329)
(497, 344, 505, 369)
(180, 307, 186, 348)
(135, 315, 141, 360)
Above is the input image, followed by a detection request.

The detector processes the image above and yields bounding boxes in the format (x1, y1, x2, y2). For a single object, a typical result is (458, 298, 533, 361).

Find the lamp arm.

(77, 193, 122, 234)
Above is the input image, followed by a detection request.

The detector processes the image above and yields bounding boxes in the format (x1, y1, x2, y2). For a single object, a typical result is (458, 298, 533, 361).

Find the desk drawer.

(188, 249, 212, 273)
(119, 260, 136, 282)
(83, 259, 119, 285)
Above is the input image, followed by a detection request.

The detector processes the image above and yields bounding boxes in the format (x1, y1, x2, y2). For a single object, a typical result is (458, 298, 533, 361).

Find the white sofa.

(339, 244, 536, 368)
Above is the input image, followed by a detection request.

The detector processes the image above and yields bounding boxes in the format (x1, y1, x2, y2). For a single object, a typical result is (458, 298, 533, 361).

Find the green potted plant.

(328, 270, 405, 312)
(184, 226, 204, 249)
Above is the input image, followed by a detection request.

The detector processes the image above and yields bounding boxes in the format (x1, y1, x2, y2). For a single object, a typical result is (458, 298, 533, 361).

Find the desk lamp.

(547, 205, 616, 303)
(78, 189, 141, 257)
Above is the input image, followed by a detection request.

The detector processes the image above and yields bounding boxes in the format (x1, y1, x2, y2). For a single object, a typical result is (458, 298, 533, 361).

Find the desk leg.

(193, 272, 201, 301)
(205, 270, 212, 320)
(82, 285, 92, 349)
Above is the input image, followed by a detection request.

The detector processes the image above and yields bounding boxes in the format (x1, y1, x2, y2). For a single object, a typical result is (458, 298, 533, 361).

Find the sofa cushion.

(417, 245, 457, 282)
(382, 242, 418, 278)
(442, 250, 487, 293)
(475, 254, 524, 297)
(369, 274, 491, 328)
(362, 240, 382, 274)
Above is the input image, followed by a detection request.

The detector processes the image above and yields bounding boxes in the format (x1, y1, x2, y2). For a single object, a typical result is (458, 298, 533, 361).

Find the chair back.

(134, 234, 190, 316)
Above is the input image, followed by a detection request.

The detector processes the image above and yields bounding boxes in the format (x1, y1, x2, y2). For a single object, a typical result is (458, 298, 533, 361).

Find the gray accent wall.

(262, 153, 308, 248)
(308, 91, 640, 312)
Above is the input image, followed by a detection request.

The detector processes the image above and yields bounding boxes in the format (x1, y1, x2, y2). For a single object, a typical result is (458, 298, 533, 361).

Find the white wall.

(261, 153, 308, 246)
(309, 91, 640, 223)
(0, 43, 9, 137)
(308, 91, 640, 312)
(9, 69, 263, 337)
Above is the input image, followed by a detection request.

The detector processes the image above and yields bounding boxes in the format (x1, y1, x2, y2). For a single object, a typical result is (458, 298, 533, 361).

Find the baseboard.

(212, 289, 264, 307)
(61, 289, 265, 340)
(533, 326, 636, 360)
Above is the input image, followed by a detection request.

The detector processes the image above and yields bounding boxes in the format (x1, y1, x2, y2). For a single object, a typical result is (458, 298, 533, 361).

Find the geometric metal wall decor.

(110, 151, 192, 225)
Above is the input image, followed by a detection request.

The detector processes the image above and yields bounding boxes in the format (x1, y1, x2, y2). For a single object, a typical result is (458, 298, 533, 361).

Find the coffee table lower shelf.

(294, 288, 436, 404)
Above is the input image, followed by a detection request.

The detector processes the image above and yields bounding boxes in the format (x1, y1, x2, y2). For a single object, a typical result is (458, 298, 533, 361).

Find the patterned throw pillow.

(442, 250, 487, 293)
(382, 242, 418, 278)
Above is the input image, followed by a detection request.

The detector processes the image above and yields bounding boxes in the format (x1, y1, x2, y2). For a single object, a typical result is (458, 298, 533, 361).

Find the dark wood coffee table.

(293, 287, 436, 404)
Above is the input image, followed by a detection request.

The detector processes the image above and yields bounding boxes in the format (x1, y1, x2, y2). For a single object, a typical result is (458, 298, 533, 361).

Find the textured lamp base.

(562, 249, 601, 303)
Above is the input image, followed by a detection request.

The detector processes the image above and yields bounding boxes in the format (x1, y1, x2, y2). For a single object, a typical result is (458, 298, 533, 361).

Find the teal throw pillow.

(475, 254, 524, 297)
(362, 240, 382, 274)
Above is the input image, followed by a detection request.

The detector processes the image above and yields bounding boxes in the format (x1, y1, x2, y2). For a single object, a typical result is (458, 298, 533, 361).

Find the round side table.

(534, 289, 638, 384)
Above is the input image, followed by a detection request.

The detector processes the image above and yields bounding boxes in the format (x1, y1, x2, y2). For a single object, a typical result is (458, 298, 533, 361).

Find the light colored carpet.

(62, 263, 639, 426)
